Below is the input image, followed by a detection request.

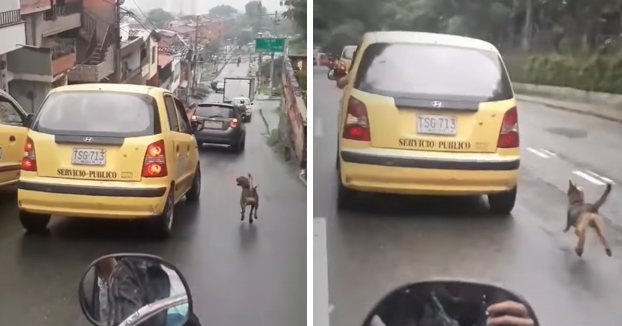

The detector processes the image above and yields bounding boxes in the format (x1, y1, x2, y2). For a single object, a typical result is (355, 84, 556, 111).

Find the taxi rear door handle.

(9, 136, 15, 142)
(176, 145, 179, 152)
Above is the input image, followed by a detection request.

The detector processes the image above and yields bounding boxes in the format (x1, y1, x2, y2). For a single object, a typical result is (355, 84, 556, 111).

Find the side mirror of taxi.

(24, 113, 35, 128)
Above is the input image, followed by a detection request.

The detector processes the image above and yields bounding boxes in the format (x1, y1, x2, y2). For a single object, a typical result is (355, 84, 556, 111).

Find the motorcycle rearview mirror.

(361, 280, 539, 326)
(78, 253, 194, 326)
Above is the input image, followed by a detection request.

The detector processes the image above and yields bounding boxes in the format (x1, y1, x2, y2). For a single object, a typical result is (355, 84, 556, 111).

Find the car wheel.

(233, 136, 246, 153)
(152, 189, 175, 239)
(337, 170, 356, 210)
(186, 166, 201, 202)
(487, 186, 517, 215)
(246, 115, 252, 122)
(19, 211, 51, 233)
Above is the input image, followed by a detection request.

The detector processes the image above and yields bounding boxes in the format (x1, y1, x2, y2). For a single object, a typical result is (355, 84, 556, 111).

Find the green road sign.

(255, 38, 285, 52)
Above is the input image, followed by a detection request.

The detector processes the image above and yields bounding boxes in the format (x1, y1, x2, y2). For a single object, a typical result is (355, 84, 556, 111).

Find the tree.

(282, 0, 306, 34)
(146, 8, 174, 28)
(245, 1, 267, 20)
(208, 5, 238, 18)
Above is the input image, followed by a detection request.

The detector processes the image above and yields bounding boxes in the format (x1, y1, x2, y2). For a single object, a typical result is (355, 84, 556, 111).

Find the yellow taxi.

(0, 89, 33, 188)
(335, 45, 357, 77)
(336, 31, 520, 214)
(17, 84, 201, 237)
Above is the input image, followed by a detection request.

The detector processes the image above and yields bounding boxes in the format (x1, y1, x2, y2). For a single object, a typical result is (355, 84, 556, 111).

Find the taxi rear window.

(195, 105, 235, 118)
(353, 43, 513, 102)
(342, 47, 356, 60)
(32, 91, 158, 137)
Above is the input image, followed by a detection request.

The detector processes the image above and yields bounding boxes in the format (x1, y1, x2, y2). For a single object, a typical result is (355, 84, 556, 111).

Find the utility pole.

(268, 10, 278, 98)
(192, 15, 200, 94)
(257, 0, 263, 75)
(114, 0, 122, 83)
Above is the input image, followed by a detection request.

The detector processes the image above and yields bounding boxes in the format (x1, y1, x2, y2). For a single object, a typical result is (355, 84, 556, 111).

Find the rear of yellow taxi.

(337, 32, 520, 214)
(17, 84, 199, 236)
(336, 45, 357, 77)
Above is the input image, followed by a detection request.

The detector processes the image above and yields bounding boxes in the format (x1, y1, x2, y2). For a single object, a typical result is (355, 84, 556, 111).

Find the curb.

(259, 108, 270, 134)
(516, 94, 622, 124)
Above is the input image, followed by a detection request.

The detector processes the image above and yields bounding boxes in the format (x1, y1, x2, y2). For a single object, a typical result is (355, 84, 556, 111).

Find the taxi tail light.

(342, 96, 370, 141)
(191, 115, 197, 121)
(21, 137, 37, 171)
(230, 118, 239, 128)
(142, 139, 168, 178)
(497, 107, 519, 148)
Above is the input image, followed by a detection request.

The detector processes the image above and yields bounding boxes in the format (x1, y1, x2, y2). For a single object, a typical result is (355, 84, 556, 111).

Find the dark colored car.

(191, 103, 246, 153)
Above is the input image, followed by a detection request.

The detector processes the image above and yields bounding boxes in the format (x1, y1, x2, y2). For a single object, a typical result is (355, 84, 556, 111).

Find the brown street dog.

(565, 180, 612, 257)
(236, 174, 259, 223)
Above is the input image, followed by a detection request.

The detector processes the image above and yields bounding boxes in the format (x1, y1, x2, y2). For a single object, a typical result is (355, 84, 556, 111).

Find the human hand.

(487, 301, 534, 326)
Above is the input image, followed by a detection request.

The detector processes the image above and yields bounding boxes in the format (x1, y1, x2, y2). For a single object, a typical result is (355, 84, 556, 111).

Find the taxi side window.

(0, 98, 24, 125)
(163, 95, 180, 132)
(349, 43, 361, 73)
(173, 97, 191, 134)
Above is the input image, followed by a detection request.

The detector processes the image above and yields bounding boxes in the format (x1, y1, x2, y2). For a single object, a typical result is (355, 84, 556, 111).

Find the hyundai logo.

(432, 101, 443, 108)
(83, 137, 93, 142)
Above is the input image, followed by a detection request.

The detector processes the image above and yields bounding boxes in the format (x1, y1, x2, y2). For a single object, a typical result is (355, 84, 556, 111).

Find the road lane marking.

(315, 117, 324, 138)
(573, 170, 606, 185)
(314, 217, 330, 326)
(527, 147, 550, 158)
(586, 170, 615, 184)
(541, 149, 557, 156)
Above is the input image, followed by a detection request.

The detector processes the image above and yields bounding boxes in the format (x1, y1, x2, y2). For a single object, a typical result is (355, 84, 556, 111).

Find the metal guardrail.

(0, 9, 21, 28)
(280, 55, 307, 168)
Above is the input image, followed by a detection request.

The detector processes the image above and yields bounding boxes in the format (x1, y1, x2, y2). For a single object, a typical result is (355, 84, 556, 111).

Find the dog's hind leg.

(254, 202, 258, 219)
(248, 205, 254, 224)
(575, 226, 587, 257)
(592, 217, 612, 256)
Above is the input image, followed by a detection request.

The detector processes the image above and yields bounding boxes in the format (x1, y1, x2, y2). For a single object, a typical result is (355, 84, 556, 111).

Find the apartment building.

(7, 0, 82, 112)
(0, 0, 26, 92)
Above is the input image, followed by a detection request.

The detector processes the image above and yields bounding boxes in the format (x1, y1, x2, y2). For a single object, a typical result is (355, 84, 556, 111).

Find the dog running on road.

(565, 180, 612, 257)
(236, 174, 259, 224)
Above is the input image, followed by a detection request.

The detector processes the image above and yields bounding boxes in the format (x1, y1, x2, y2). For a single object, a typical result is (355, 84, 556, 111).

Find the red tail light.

(230, 118, 239, 128)
(497, 107, 519, 148)
(142, 139, 168, 178)
(191, 115, 197, 121)
(21, 137, 37, 171)
(342, 97, 370, 141)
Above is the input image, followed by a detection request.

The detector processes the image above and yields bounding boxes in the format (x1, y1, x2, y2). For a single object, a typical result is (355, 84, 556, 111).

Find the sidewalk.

(517, 94, 622, 123)
(255, 94, 281, 134)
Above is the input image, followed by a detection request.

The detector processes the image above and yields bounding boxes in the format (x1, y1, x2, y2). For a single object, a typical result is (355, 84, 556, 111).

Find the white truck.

(223, 78, 255, 103)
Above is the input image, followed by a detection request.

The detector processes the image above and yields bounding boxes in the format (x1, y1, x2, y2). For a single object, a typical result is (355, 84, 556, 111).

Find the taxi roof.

(363, 31, 498, 53)
(49, 83, 170, 96)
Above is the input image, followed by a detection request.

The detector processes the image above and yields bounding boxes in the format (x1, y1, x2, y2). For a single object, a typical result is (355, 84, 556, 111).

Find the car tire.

(487, 186, 517, 215)
(19, 211, 51, 233)
(186, 166, 201, 202)
(152, 189, 175, 239)
(337, 171, 356, 210)
(246, 116, 252, 123)
(233, 136, 246, 153)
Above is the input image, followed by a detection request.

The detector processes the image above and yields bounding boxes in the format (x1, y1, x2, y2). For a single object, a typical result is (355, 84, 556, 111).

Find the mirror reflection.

(364, 281, 537, 326)
(81, 256, 189, 326)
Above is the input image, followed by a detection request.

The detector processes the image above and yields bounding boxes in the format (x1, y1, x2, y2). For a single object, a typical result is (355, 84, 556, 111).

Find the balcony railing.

(0, 10, 21, 28)
(6, 38, 76, 79)
(52, 39, 75, 60)
(45, 2, 83, 20)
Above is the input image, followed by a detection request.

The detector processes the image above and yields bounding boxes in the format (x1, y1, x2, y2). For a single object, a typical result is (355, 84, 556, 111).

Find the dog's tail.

(248, 173, 254, 189)
(593, 183, 612, 210)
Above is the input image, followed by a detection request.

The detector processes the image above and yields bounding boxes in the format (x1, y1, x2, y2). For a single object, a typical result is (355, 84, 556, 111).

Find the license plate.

(204, 121, 223, 128)
(417, 115, 457, 135)
(72, 148, 106, 166)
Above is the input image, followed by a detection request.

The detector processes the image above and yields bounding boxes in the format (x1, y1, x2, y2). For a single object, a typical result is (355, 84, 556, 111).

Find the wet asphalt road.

(0, 59, 306, 326)
(313, 66, 622, 326)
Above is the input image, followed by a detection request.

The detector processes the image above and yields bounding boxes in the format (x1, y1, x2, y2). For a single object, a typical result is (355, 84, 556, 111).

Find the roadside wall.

(280, 55, 307, 166)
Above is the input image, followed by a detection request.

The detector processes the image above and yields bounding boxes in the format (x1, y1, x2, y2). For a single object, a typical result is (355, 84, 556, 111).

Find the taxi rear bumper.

(17, 180, 168, 218)
(339, 148, 519, 195)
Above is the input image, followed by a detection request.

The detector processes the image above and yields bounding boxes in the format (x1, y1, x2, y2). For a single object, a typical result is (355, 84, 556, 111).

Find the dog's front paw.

(575, 247, 584, 257)
(606, 248, 612, 256)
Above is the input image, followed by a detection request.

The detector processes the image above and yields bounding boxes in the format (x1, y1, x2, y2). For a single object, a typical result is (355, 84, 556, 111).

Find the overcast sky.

(126, 0, 283, 15)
